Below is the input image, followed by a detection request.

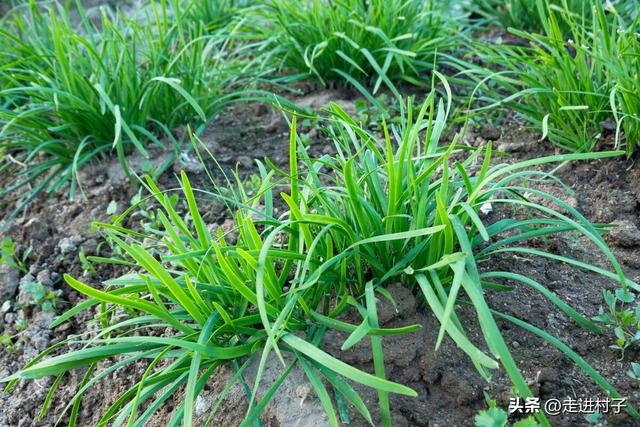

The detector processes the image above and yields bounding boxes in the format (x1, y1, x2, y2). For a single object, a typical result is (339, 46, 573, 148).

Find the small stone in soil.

(58, 235, 84, 255)
(0, 264, 20, 301)
(496, 139, 538, 153)
(195, 394, 213, 416)
(236, 155, 253, 169)
(1, 300, 11, 313)
(35, 269, 55, 287)
(608, 219, 640, 247)
(82, 238, 99, 256)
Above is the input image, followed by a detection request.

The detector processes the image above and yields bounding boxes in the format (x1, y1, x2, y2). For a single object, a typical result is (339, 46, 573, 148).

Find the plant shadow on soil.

(1, 89, 640, 426)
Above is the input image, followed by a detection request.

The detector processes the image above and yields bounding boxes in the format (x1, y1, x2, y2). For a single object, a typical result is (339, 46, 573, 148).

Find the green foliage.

(266, 0, 461, 90)
(78, 248, 97, 277)
(515, 418, 539, 427)
(475, 394, 538, 427)
(475, 406, 508, 427)
(585, 412, 604, 424)
(628, 362, 640, 381)
(2, 152, 415, 425)
(607, 9, 640, 154)
(284, 92, 637, 424)
(1, 0, 640, 424)
(1, 236, 29, 273)
(594, 288, 640, 358)
(0, 332, 18, 354)
(4, 87, 639, 425)
(19, 281, 62, 312)
(470, 0, 640, 153)
(182, 0, 253, 32)
(0, 0, 267, 224)
(467, 0, 590, 32)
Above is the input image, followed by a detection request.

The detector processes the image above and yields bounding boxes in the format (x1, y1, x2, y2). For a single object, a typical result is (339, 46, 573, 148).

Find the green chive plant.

(608, 9, 640, 153)
(4, 87, 639, 425)
(1, 173, 418, 426)
(469, 0, 640, 153)
(265, 0, 461, 93)
(182, 0, 254, 33)
(467, 0, 589, 32)
(0, 0, 265, 223)
(282, 90, 639, 425)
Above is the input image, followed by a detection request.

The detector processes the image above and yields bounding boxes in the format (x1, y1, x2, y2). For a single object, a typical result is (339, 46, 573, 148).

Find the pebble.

(1, 300, 11, 313)
(295, 384, 313, 403)
(496, 140, 538, 153)
(82, 238, 99, 256)
(175, 151, 204, 174)
(17, 273, 36, 306)
(58, 235, 84, 255)
(36, 269, 55, 287)
(236, 155, 253, 169)
(0, 264, 20, 301)
(23, 218, 50, 242)
(609, 220, 640, 247)
(195, 395, 213, 416)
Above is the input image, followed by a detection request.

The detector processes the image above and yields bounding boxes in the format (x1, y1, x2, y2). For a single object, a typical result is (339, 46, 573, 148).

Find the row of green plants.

(1, 0, 639, 425)
(468, 0, 640, 153)
(468, 0, 591, 31)
(261, 0, 640, 153)
(1, 0, 639, 225)
(0, 0, 276, 223)
(264, 0, 460, 88)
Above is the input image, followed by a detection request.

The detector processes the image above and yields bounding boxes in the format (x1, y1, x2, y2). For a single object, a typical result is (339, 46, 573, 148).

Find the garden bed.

(1, 1, 640, 426)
